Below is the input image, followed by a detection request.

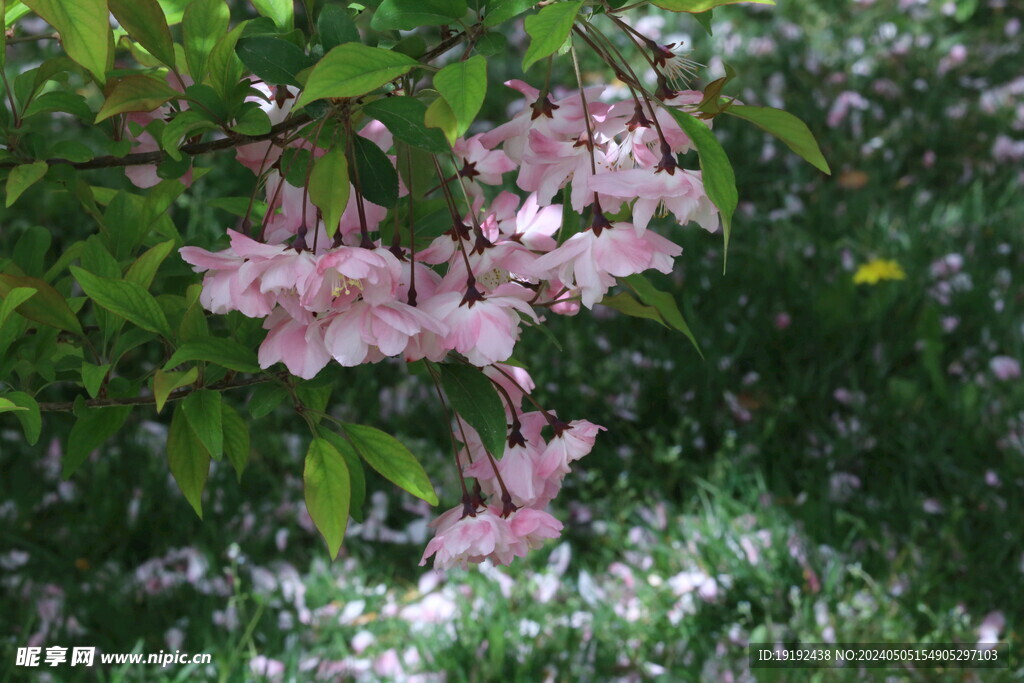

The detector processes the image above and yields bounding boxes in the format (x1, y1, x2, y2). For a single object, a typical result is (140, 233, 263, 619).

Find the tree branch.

(36, 373, 287, 412)
(0, 26, 473, 172)
(0, 112, 315, 170)
(5, 32, 60, 44)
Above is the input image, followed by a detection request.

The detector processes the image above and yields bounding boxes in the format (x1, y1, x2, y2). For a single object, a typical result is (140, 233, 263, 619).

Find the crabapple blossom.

(180, 55, 724, 568)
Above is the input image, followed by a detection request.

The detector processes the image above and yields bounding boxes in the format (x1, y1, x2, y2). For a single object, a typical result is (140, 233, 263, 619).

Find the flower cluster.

(178, 77, 719, 566)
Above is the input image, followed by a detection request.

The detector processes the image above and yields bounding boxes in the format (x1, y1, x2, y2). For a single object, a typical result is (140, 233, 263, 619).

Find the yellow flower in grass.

(853, 259, 906, 285)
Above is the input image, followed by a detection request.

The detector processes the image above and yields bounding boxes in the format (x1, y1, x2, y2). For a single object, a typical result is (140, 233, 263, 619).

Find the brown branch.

(5, 33, 60, 45)
(0, 112, 314, 170)
(36, 373, 287, 412)
(0, 27, 473, 172)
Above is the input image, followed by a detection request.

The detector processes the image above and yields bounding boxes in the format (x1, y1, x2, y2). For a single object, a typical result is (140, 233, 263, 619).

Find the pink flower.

(421, 283, 537, 366)
(419, 506, 517, 569)
(590, 168, 719, 233)
(536, 419, 605, 479)
(454, 134, 517, 186)
(322, 300, 447, 366)
(483, 363, 536, 417)
(507, 508, 563, 553)
(258, 310, 331, 379)
(990, 356, 1021, 382)
(531, 222, 682, 308)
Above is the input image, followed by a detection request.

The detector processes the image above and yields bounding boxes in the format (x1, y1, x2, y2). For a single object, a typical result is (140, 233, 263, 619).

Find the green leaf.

(309, 147, 350, 238)
(125, 240, 175, 289)
(70, 266, 174, 338)
(0, 286, 37, 329)
(474, 32, 508, 58)
(6, 161, 48, 207)
(621, 274, 703, 357)
(161, 110, 219, 160)
(95, 75, 180, 123)
(81, 362, 110, 398)
(353, 135, 398, 208)
(599, 291, 668, 327)
(0, 273, 82, 334)
(64, 405, 132, 478)
(296, 382, 331, 424)
(438, 363, 507, 458)
(370, 0, 466, 31)
(182, 0, 230, 83)
(522, 1, 582, 72)
(304, 437, 351, 557)
(164, 337, 262, 373)
(167, 402, 210, 517)
(724, 105, 831, 175)
(294, 43, 417, 109)
(316, 4, 359, 53)
(182, 388, 223, 459)
(22, 91, 94, 121)
(153, 367, 199, 413)
(362, 97, 448, 154)
(651, 0, 773, 12)
(23, 0, 111, 83)
(343, 423, 438, 505)
(484, 0, 535, 27)
(158, 0, 196, 24)
(280, 147, 314, 187)
(109, 0, 177, 68)
(208, 22, 247, 101)
(693, 8, 713, 35)
(250, 0, 293, 31)
(13, 226, 50, 278)
(222, 402, 249, 481)
(424, 97, 457, 146)
(4, 391, 41, 445)
(320, 430, 365, 522)
(248, 382, 288, 418)
(434, 55, 486, 139)
(230, 103, 272, 135)
(661, 106, 737, 261)
(235, 36, 315, 88)
(0, 398, 28, 413)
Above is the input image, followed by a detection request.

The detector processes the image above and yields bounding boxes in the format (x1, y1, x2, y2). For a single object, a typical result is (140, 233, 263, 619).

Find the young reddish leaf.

(0, 273, 83, 335)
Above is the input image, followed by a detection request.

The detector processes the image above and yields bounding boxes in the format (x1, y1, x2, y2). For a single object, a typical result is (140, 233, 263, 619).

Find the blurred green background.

(1, 0, 1022, 680)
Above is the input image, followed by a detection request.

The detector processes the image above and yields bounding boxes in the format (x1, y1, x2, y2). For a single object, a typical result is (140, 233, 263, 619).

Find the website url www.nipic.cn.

(15, 647, 212, 668)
